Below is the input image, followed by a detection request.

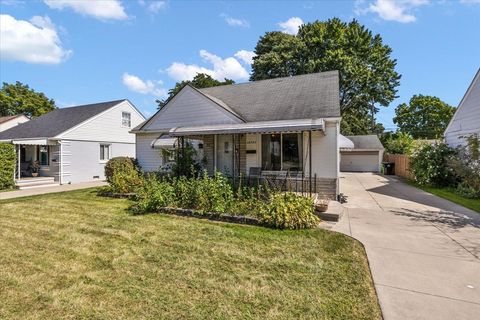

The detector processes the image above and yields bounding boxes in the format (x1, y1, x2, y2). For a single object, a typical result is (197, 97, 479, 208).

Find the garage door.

(340, 152, 380, 172)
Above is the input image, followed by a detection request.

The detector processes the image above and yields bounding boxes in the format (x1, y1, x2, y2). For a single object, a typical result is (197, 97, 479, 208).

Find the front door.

(216, 135, 233, 176)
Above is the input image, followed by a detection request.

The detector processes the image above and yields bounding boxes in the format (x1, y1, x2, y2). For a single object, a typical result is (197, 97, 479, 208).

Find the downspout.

(59, 141, 63, 185)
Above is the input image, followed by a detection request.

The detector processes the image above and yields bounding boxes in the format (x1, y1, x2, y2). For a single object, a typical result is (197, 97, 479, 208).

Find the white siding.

(141, 86, 242, 132)
(445, 71, 480, 148)
(304, 121, 339, 179)
(59, 100, 145, 143)
(0, 115, 29, 132)
(60, 139, 135, 183)
(136, 133, 163, 172)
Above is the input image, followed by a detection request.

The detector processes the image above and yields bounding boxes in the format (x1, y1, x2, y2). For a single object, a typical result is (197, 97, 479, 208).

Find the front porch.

(165, 119, 339, 199)
(11, 139, 63, 186)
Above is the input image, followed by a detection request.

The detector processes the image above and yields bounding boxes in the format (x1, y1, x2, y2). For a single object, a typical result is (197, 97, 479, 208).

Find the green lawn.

(410, 183, 480, 213)
(0, 189, 381, 320)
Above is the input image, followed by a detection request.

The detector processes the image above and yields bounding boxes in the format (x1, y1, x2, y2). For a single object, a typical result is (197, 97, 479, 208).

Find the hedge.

(0, 143, 16, 190)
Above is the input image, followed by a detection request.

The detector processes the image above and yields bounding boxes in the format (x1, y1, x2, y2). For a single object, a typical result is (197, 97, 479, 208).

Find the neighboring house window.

(122, 112, 131, 127)
(261, 133, 303, 171)
(37, 146, 49, 166)
(100, 144, 111, 161)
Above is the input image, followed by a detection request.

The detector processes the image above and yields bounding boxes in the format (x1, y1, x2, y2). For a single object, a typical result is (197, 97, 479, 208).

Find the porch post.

(17, 144, 21, 180)
(309, 130, 312, 194)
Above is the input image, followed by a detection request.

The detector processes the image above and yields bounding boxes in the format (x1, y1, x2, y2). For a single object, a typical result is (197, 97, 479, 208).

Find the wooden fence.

(383, 154, 414, 180)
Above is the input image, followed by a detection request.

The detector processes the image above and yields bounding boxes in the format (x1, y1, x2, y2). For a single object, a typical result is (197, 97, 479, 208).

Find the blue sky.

(1, 0, 479, 130)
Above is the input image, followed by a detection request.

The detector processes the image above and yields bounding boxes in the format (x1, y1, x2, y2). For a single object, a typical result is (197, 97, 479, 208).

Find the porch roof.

(8, 138, 58, 145)
(169, 118, 324, 136)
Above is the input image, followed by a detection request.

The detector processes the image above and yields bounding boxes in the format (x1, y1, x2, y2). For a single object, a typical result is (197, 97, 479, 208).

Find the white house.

(444, 68, 480, 148)
(132, 71, 341, 198)
(0, 114, 30, 132)
(0, 99, 145, 187)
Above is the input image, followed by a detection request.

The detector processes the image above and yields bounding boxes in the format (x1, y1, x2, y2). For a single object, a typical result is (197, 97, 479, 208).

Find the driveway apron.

(334, 173, 480, 320)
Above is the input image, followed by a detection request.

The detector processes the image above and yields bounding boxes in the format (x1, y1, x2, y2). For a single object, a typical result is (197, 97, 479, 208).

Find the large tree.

(0, 81, 56, 117)
(157, 73, 234, 109)
(251, 18, 401, 135)
(393, 95, 455, 139)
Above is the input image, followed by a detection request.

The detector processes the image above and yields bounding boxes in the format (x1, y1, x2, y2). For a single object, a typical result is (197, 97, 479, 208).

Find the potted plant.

(314, 195, 329, 213)
(29, 161, 40, 177)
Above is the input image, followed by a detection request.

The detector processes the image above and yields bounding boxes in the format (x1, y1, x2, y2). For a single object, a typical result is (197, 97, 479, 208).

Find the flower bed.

(128, 171, 320, 230)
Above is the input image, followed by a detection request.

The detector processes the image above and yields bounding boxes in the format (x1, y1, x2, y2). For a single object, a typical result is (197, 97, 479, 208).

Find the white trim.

(444, 68, 480, 136)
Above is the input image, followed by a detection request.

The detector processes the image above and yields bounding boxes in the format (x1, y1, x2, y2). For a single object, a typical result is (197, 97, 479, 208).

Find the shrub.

(104, 157, 143, 193)
(131, 175, 175, 214)
(0, 143, 16, 190)
(259, 192, 319, 229)
(410, 143, 457, 187)
(196, 171, 234, 213)
(384, 132, 414, 155)
(448, 143, 480, 199)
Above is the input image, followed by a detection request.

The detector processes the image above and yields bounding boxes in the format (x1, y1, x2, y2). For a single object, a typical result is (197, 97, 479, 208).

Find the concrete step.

(15, 177, 58, 189)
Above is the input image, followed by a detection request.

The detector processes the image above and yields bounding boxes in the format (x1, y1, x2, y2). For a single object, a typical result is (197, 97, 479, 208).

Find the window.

(261, 133, 303, 171)
(122, 112, 131, 127)
(37, 146, 49, 166)
(100, 144, 111, 161)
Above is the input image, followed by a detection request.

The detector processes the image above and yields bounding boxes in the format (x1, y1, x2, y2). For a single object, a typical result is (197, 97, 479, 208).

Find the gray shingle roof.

(346, 135, 384, 150)
(0, 99, 125, 140)
(198, 71, 340, 122)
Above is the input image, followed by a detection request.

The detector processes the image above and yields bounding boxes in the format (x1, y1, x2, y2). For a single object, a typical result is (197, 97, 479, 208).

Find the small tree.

(156, 73, 234, 109)
(0, 143, 16, 190)
(172, 140, 201, 178)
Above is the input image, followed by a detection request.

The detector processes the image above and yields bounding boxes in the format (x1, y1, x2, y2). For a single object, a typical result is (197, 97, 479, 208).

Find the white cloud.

(166, 50, 250, 82)
(0, 14, 72, 64)
(122, 73, 167, 97)
(277, 17, 304, 35)
(221, 14, 250, 28)
(234, 50, 256, 65)
(44, 0, 128, 20)
(357, 0, 429, 23)
(138, 0, 166, 14)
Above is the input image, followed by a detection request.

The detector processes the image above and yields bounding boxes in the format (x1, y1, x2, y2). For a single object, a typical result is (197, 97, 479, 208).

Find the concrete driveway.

(334, 173, 480, 320)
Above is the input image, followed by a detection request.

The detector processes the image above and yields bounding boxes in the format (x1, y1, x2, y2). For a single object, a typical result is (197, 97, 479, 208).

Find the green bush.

(384, 132, 414, 154)
(410, 143, 457, 187)
(0, 143, 16, 190)
(196, 171, 233, 213)
(131, 175, 175, 214)
(104, 157, 143, 193)
(259, 193, 319, 230)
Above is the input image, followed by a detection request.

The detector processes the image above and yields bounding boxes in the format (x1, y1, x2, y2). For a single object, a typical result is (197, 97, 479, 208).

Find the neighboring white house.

(444, 68, 480, 148)
(0, 114, 30, 132)
(132, 71, 341, 198)
(0, 100, 145, 187)
(340, 135, 384, 172)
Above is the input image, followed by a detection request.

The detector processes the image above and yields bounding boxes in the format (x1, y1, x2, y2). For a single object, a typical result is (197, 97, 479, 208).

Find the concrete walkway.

(334, 173, 480, 320)
(0, 181, 107, 200)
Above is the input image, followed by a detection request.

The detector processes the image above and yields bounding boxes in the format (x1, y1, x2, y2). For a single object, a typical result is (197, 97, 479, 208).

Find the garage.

(340, 135, 384, 172)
